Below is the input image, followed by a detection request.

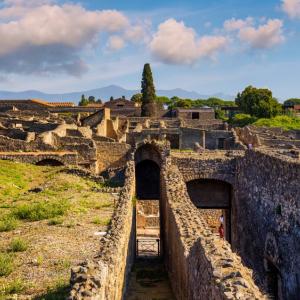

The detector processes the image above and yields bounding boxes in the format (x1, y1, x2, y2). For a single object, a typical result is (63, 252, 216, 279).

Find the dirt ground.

(0, 161, 117, 299)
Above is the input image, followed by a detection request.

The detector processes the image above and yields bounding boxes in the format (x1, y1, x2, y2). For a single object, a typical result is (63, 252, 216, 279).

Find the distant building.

(0, 99, 76, 111)
(104, 98, 141, 117)
(172, 107, 215, 120)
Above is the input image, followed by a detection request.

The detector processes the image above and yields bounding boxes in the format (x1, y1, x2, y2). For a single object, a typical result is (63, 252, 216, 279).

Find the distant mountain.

(0, 85, 234, 103)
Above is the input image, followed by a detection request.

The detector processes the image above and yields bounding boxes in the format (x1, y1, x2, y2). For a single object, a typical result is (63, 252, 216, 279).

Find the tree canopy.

(131, 93, 142, 103)
(78, 94, 102, 106)
(283, 98, 300, 106)
(235, 86, 282, 118)
(141, 63, 156, 104)
(141, 63, 157, 116)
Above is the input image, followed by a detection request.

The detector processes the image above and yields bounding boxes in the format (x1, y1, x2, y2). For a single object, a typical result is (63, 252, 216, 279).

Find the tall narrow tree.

(141, 63, 156, 116)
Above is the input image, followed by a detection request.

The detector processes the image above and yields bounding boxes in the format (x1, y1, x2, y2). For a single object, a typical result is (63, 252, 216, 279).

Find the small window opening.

(192, 112, 199, 119)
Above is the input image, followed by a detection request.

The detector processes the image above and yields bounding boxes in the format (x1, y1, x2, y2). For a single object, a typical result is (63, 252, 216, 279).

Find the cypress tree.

(141, 63, 156, 116)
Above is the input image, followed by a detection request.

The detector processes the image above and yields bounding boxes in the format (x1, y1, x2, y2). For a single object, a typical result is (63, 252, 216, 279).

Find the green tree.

(110, 96, 114, 101)
(141, 63, 156, 116)
(283, 98, 300, 107)
(88, 96, 95, 103)
(131, 93, 142, 103)
(215, 109, 227, 120)
(156, 96, 171, 107)
(79, 94, 89, 106)
(235, 86, 282, 118)
(96, 99, 102, 104)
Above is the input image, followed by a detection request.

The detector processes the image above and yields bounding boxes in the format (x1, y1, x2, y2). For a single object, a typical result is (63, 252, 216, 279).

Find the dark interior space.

(136, 159, 160, 199)
(266, 260, 280, 300)
(186, 179, 232, 242)
(36, 159, 64, 166)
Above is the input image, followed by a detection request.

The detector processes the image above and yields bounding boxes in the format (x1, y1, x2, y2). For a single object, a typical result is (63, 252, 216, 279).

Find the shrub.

(0, 216, 18, 232)
(229, 113, 257, 127)
(254, 115, 300, 130)
(9, 238, 28, 252)
(0, 253, 14, 276)
(48, 217, 64, 226)
(13, 200, 70, 221)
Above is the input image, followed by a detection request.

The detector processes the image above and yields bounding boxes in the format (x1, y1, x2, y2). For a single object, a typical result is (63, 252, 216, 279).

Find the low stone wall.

(0, 151, 78, 166)
(161, 163, 266, 300)
(233, 149, 300, 299)
(69, 161, 136, 300)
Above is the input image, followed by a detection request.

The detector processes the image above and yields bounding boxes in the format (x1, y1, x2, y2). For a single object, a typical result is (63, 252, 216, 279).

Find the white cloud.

(281, 0, 300, 19)
(198, 35, 228, 58)
(125, 25, 146, 42)
(223, 17, 253, 31)
(238, 19, 285, 49)
(0, 1, 139, 75)
(149, 19, 228, 65)
(107, 35, 125, 51)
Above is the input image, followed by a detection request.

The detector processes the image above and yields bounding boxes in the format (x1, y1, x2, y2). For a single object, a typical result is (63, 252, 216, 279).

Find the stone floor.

(125, 259, 175, 300)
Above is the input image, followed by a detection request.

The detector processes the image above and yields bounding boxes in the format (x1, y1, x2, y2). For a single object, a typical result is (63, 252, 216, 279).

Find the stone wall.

(95, 141, 131, 173)
(0, 151, 77, 166)
(233, 149, 300, 299)
(160, 163, 266, 300)
(69, 161, 136, 300)
(171, 150, 244, 184)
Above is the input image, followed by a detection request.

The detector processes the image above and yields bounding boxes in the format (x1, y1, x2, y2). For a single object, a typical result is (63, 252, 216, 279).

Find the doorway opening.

(135, 159, 161, 257)
(266, 260, 281, 300)
(186, 178, 232, 242)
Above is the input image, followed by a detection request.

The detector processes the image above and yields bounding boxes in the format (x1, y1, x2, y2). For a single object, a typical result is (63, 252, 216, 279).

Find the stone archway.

(186, 178, 232, 242)
(134, 142, 164, 257)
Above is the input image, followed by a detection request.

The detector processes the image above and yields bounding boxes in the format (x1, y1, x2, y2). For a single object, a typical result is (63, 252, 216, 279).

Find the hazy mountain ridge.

(0, 85, 234, 102)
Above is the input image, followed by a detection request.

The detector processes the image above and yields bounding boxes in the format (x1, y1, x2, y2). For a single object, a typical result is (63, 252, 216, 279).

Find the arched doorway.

(36, 159, 64, 166)
(134, 144, 162, 257)
(186, 179, 232, 242)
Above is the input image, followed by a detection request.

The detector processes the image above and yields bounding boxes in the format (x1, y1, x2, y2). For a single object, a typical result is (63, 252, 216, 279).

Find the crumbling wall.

(160, 163, 266, 300)
(69, 161, 136, 300)
(234, 149, 300, 299)
(96, 141, 131, 173)
(171, 150, 244, 184)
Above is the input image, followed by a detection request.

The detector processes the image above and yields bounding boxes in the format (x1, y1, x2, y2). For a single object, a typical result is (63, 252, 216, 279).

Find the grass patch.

(92, 217, 111, 226)
(0, 253, 14, 277)
(0, 278, 25, 295)
(254, 115, 300, 130)
(48, 217, 64, 226)
(13, 200, 70, 221)
(0, 216, 18, 232)
(34, 279, 69, 300)
(9, 238, 28, 252)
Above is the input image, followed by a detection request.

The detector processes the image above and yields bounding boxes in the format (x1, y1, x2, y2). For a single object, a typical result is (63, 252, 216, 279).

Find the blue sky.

(0, 0, 299, 100)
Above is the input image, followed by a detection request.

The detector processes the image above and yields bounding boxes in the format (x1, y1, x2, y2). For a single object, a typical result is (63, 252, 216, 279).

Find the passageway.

(126, 259, 175, 300)
(186, 179, 232, 242)
(126, 144, 174, 299)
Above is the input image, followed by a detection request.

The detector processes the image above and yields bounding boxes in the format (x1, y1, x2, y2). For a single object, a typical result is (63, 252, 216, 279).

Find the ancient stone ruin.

(0, 98, 299, 300)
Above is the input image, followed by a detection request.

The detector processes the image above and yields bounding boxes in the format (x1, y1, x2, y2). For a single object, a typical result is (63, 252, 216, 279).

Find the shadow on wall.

(36, 159, 64, 166)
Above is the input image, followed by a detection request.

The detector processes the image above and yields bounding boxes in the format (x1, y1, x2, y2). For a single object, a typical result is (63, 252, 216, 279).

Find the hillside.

(0, 85, 234, 102)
